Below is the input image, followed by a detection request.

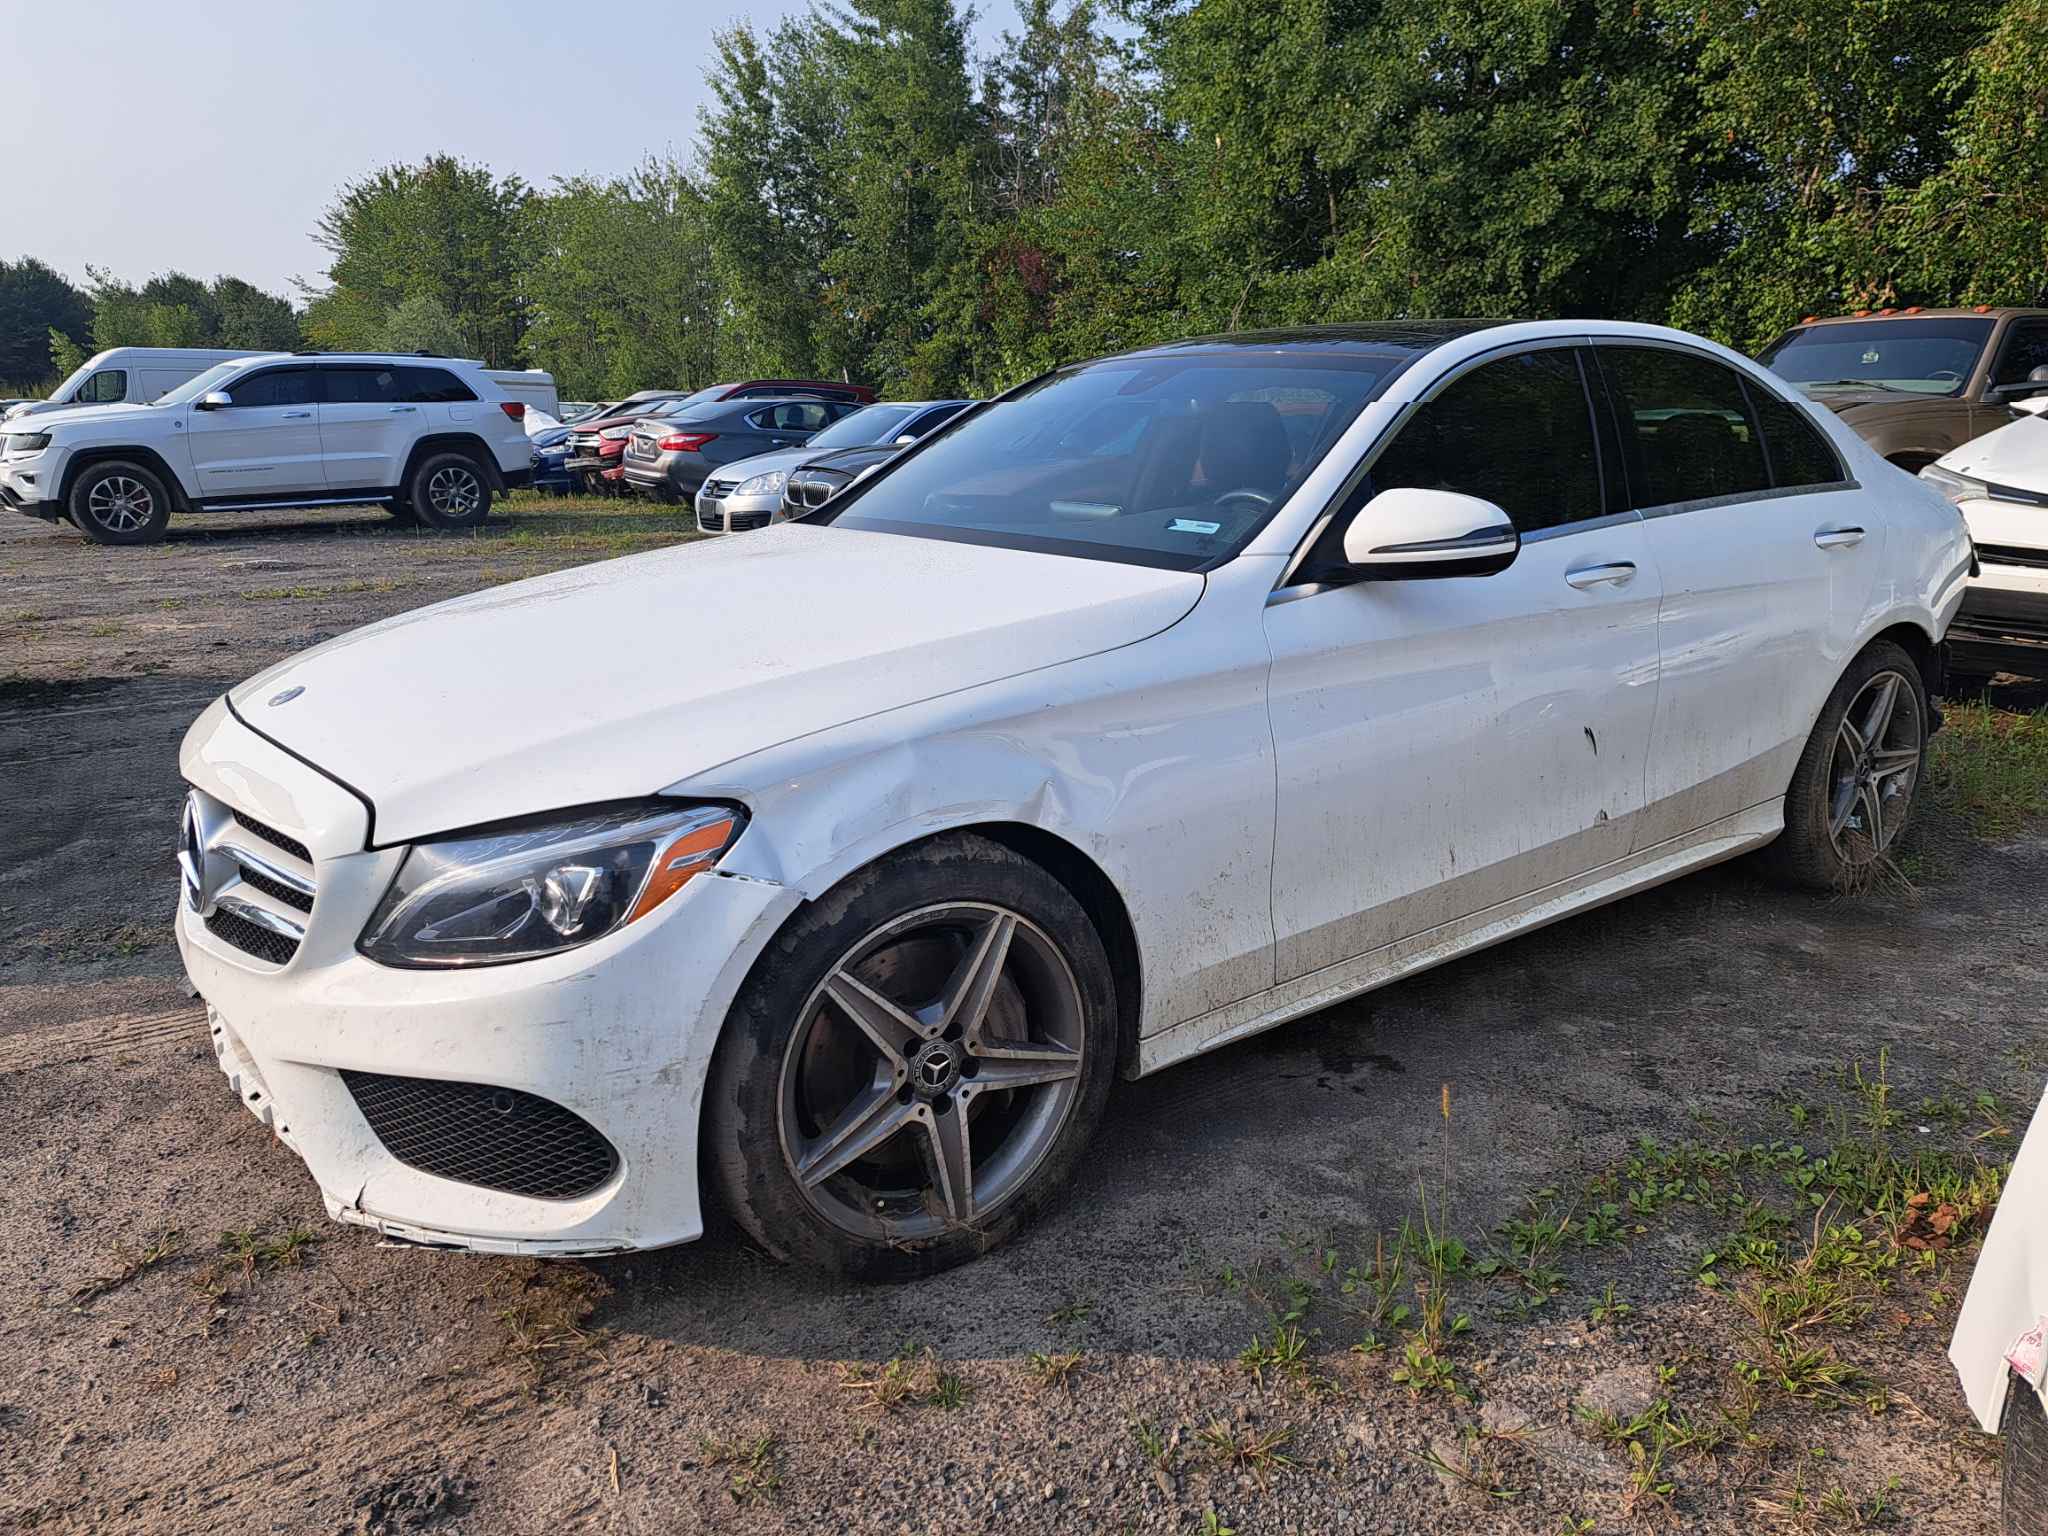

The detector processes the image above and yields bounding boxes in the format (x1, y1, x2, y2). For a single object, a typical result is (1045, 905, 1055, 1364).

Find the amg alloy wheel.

(1767, 639, 1929, 890)
(778, 903, 1087, 1242)
(707, 834, 1117, 1278)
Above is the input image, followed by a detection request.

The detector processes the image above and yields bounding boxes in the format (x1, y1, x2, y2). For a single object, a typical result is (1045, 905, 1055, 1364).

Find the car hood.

(230, 526, 1204, 845)
(1800, 386, 1946, 418)
(798, 444, 897, 477)
(709, 446, 819, 483)
(12, 401, 163, 430)
(1936, 412, 2048, 490)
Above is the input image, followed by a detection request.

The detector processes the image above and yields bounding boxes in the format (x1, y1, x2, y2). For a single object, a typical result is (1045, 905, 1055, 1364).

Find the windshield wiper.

(1802, 378, 1911, 393)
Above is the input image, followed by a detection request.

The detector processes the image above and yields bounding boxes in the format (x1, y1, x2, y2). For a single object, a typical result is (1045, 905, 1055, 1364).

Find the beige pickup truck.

(1756, 307, 2048, 473)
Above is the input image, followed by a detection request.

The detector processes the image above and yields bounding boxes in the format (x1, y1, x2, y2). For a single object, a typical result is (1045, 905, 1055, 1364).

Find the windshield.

(676, 383, 736, 407)
(808, 404, 920, 449)
(1760, 318, 1994, 397)
(154, 362, 246, 406)
(817, 354, 1395, 569)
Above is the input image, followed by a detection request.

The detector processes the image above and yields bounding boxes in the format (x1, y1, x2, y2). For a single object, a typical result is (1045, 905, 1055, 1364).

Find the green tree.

(0, 257, 90, 386)
(378, 294, 469, 356)
(304, 156, 532, 363)
(525, 158, 722, 399)
(699, 18, 849, 378)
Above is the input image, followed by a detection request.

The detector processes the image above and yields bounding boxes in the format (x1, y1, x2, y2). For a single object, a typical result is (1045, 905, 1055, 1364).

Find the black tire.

(406, 452, 493, 530)
(1765, 639, 1929, 890)
(2005, 1372, 2048, 1536)
(704, 833, 1119, 1280)
(66, 460, 172, 546)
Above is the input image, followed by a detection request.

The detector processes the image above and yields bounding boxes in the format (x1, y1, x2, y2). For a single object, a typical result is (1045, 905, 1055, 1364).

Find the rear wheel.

(407, 453, 492, 530)
(1766, 640, 1927, 889)
(705, 834, 1118, 1280)
(67, 460, 172, 546)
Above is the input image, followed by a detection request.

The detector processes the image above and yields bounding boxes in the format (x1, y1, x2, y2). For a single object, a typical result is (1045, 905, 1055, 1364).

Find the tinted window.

(824, 353, 1393, 569)
(899, 403, 968, 440)
(225, 368, 319, 408)
(323, 366, 404, 404)
(1993, 320, 2048, 387)
(1366, 350, 1602, 533)
(756, 401, 833, 432)
(77, 369, 127, 404)
(1760, 318, 1992, 398)
(1744, 384, 1846, 490)
(393, 366, 475, 403)
(807, 404, 920, 448)
(1598, 347, 1769, 508)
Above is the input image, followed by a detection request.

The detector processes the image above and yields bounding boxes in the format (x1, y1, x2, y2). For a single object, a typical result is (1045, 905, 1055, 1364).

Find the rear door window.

(1366, 349, 1604, 533)
(392, 366, 476, 403)
(322, 366, 403, 404)
(1743, 385, 1847, 490)
(1596, 347, 1770, 509)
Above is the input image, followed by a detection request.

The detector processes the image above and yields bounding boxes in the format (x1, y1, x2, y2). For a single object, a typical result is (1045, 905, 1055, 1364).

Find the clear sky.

(3, 0, 1017, 299)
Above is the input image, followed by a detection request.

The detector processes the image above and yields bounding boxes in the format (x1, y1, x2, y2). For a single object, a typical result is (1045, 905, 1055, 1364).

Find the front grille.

(341, 1072, 620, 1199)
(205, 906, 301, 966)
(786, 472, 846, 511)
(696, 503, 723, 533)
(1976, 543, 2048, 571)
(704, 479, 738, 499)
(233, 809, 311, 863)
(728, 510, 771, 531)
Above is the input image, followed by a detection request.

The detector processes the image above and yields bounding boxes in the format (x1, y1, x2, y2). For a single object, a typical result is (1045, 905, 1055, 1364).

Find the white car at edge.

(1921, 391, 2048, 688)
(174, 320, 1972, 1278)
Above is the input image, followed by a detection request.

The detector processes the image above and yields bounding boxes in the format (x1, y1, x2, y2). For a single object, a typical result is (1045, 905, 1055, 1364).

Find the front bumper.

(176, 697, 797, 1255)
(1944, 556, 2048, 679)
(0, 457, 61, 520)
(693, 486, 779, 535)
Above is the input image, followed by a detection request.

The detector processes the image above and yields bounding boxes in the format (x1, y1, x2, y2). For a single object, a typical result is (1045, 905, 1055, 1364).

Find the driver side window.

(1367, 350, 1604, 532)
(76, 369, 128, 405)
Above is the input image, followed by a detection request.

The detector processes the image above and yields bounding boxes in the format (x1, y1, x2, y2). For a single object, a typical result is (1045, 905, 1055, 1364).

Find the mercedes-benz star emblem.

(268, 685, 304, 707)
(917, 1047, 956, 1092)
(177, 794, 205, 912)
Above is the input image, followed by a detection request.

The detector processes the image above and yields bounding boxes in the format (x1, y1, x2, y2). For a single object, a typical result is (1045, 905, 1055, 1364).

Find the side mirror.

(194, 391, 232, 412)
(1340, 487, 1519, 579)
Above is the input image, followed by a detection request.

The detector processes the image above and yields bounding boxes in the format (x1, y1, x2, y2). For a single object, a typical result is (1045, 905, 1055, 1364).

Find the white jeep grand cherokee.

(0, 353, 532, 545)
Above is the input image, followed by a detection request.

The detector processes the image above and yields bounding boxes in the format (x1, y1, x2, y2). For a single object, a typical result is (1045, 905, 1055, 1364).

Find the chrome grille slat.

(186, 790, 319, 966)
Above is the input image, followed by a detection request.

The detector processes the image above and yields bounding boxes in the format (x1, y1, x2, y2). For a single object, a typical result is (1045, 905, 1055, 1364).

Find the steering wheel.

(1212, 487, 1274, 512)
(1929, 368, 1962, 383)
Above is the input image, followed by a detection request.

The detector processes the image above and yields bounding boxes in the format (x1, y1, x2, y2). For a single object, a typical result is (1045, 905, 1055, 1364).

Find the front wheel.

(705, 834, 1118, 1280)
(408, 453, 493, 530)
(1766, 640, 1928, 889)
(67, 460, 172, 545)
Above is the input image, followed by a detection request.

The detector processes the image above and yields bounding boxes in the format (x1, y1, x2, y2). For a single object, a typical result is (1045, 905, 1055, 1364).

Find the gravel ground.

(0, 499, 2040, 1535)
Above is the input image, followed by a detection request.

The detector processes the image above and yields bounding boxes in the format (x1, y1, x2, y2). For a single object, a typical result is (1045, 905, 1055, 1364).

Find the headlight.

(358, 801, 744, 968)
(5, 433, 51, 454)
(1919, 464, 1987, 507)
(735, 469, 788, 497)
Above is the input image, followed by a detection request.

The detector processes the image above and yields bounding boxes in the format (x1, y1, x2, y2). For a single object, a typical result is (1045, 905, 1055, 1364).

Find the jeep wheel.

(68, 461, 172, 546)
(408, 453, 493, 531)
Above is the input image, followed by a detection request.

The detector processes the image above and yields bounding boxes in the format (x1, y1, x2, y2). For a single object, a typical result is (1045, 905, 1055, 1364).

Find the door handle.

(282, 410, 312, 419)
(388, 405, 419, 414)
(1564, 561, 1637, 590)
(1814, 526, 1865, 549)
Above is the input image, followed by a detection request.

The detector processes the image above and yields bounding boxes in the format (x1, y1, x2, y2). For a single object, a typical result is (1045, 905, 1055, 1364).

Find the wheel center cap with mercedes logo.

(914, 1042, 962, 1097)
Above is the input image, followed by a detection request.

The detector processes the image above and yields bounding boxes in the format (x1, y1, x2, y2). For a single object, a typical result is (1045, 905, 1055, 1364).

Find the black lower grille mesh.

(205, 907, 301, 965)
(341, 1072, 619, 1199)
(232, 809, 311, 863)
(235, 864, 314, 913)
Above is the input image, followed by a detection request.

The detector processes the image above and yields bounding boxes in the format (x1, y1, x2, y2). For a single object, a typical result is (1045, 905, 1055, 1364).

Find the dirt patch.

(0, 497, 2039, 1534)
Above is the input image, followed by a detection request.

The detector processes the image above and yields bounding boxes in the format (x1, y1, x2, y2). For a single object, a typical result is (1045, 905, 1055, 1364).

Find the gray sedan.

(695, 400, 971, 534)
(620, 397, 860, 502)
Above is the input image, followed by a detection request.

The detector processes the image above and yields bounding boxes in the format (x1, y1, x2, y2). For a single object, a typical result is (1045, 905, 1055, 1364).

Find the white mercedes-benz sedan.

(176, 320, 1972, 1277)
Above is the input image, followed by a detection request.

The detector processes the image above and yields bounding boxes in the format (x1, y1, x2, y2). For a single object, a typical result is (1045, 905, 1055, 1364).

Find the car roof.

(1104, 321, 1507, 364)
(1791, 308, 2048, 327)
